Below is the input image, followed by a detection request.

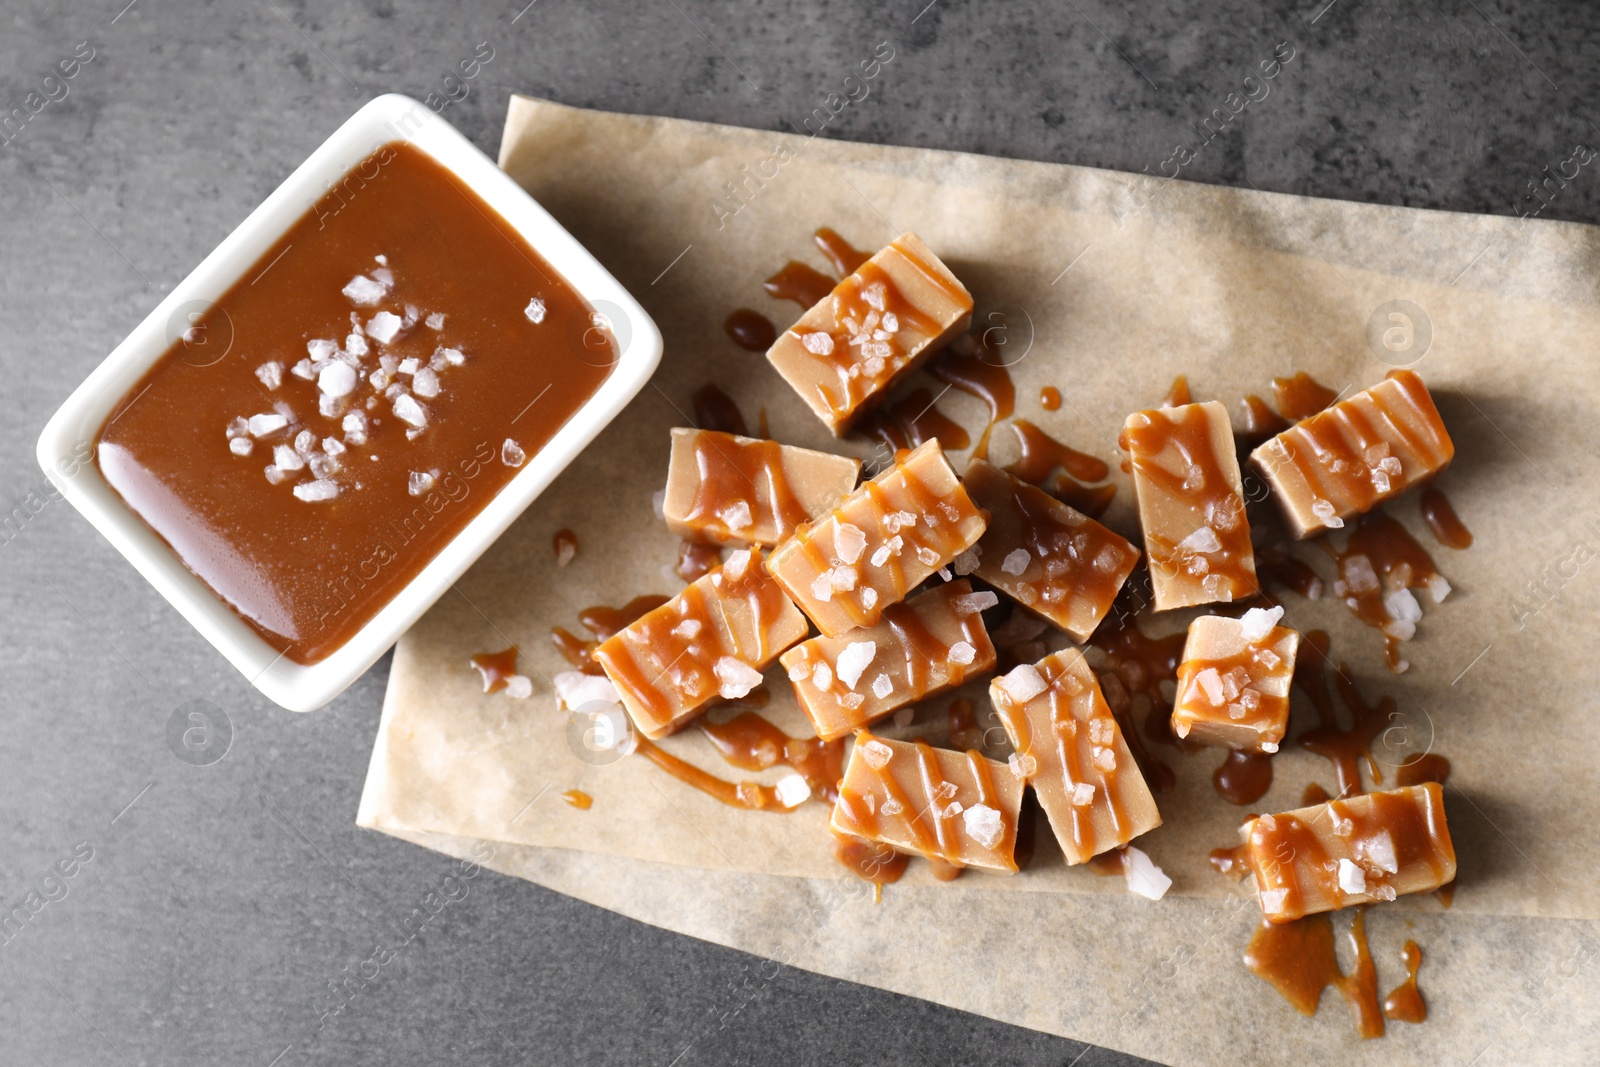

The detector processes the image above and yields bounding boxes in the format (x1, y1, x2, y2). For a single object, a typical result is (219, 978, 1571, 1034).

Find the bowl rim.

(34, 92, 663, 712)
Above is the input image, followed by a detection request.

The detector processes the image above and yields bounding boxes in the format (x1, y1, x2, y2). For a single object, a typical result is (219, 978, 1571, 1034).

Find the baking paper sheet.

(357, 95, 1600, 1064)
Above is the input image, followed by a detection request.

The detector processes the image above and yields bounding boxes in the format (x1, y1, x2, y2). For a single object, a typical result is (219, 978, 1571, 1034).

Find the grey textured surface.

(3, 1, 1598, 1064)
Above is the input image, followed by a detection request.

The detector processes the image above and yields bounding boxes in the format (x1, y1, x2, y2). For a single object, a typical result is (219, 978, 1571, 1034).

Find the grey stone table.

(3, 2, 1597, 1064)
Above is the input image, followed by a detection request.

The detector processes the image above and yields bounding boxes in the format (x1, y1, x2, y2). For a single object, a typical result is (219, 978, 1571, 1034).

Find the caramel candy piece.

(662, 428, 861, 547)
(781, 579, 997, 742)
(1171, 608, 1299, 753)
(766, 440, 987, 637)
(1121, 400, 1258, 610)
(989, 648, 1162, 865)
(961, 458, 1140, 641)
(595, 549, 808, 739)
(1250, 370, 1455, 539)
(766, 232, 973, 434)
(831, 731, 1024, 873)
(1241, 783, 1456, 923)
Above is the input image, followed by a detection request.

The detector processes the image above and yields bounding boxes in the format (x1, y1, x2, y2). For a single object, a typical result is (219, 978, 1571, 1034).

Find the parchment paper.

(357, 96, 1600, 1064)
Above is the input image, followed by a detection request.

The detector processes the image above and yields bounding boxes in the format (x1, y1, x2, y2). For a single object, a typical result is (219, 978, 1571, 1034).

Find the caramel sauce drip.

(1121, 404, 1259, 601)
(561, 789, 592, 810)
(1239, 395, 1291, 446)
(928, 857, 966, 882)
(763, 261, 836, 309)
(468, 646, 519, 694)
(1087, 848, 1129, 876)
(926, 345, 1016, 460)
(1395, 753, 1450, 787)
(676, 539, 721, 582)
(1209, 844, 1250, 879)
(1420, 487, 1472, 549)
(1293, 630, 1390, 796)
(724, 308, 777, 352)
(1000, 465, 1132, 614)
(1327, 509, 1443, 672)
(813, 227, 870, 276)
(552, 528, 579, 566)
(1382, 940, 1427, 1023)
(683, 430, 814, 541)
(1162, 376, 1192, 407)
(1039, 385, 1062, 411)
(692, 383, 750, 436)
(1254, 543, 1325, 600)
(946, 697, 983, 751)
(1214, 749, 1274, 805)
(699, 710, 846, 803)
(1005, 420, 1115, 518)
(634, 736, 790, 812)
(831, 830, 909, 903)
(1271, 371, 1338, 421)
(1244, 908, 1385, 1039)
(1089, 614, 1185, 792)
(857, 387, 972, 453)
(1302, 782, 1332, 805)
(551, 595, 671, 673)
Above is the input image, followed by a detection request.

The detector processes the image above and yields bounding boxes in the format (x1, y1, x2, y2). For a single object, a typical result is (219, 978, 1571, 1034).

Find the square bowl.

(35, 93, 662, 712)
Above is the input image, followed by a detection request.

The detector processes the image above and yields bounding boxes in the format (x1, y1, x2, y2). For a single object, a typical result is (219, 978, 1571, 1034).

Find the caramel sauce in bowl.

(35, 95, 663, 711)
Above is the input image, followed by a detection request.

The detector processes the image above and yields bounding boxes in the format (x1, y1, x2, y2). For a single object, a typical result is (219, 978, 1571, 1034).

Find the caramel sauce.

(1162, 376, 1192, 407)
(1382, 940, 1427, 1023)
(1209, 844, 1250, 879)
(553, 528, 579, 567)
(928, 857, 966, 882)
(763, 260, 836, 309)
(1293, 630, 1390, 796)
(1239, 395, 1291, 446)
(946, 697, 983, 751)
(1214, 749, 1274, 805)
(469, 646, 520, 694)
(926, 346, 1016, 460)
(1005, 420, 1115, 518)
(1246, 908, 1385, 1038)
(676, 539, 722, 582)
(1254, 543, 1326, 600)
(1271, 372, 1338, 421)
(1302, 782, 1332, 806)
(561, 789, 592, 810)
(724, 308, 777, 352)
(1395, 753, 1450, 787)
(1087, 848, 1129, 876)
(1435, 881, 1456, 909)
(831, 830, 909, 903)
(1420, 487, 1472, 549)
(813, 227, 870, 276)
(1039, 385, 1062, 411)
(1326, 509, 1444, 671)
(551, 595, 670, 673)
(1121, 405, 1259, 602)
(1175, 641, 1292, 738)
(698, 711, 845, 803)
(682, 430, 814, 541)
(634, 735, 791, 811)
(857, 387, 972, 453)
(692, 383, 750, 436)
(1089, 614, 1186, 792)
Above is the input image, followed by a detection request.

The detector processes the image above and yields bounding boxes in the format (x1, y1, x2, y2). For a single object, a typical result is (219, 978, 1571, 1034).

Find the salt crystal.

(1427, 573, 1451, 603)
(255, 361, 283, 390)
(951, 546, 981, 575)
(871, 674, 894, 699)
(504, 675, 534, 700)
(502, 438, 525, 467)
(318, 361, 357, 398)
(1008, 752, 1038, 778)
(1311, 499, 1344, 528)
(1371, 468, 1392, 494)
(834, 523, 867, 565)
(860, 739, 894, 770)
(412, 366, 440, 398)
(342, 274, 387, 307)
(552, 670, 620, 712)
(372, 267, 394, 288)
(775, 773, 812, 808)
(408, 471, 435, 497)
(915, 545, 940, 567)
(998, 664, 1048, 704)
(248, 413, 288, 437)
(393, 394, 427, 428)
(1385, 587, 1422, 625)
(272, 444, 305, 472)
(721, 499, 753, 530)
(1071, 782, 1096, 806)
(425, 312, 445, 330)
(368, 369, 390, 391)
(880, 798, 904, 816)
(786, 658, 811, 682)
(829, 566, 859, 592)
(1338, 858, 1367, 895)
(870, 545, 892, 568)
(307, 338, 338, 363)
(948, 641, 976, 666)
(937, 567, 953, 582)
(263, 465, 289, 485)
(524, 297, 546, 324)
(293, 479, 339, 502)
(226, 417, 248, 439)
(345, 332, 369, 357)
(811, 573, 836, 602)
(1180, 526, 1222, 555)
(1124, 847, 1172, 901)
(1093, 746, 1117, 771)
(1194, 667, 1224, 706)
(811, 663, 834, 690)
(860, 587, 879, 610)
(713, 657, 764, 699)
(719, 550, 749, 581)
(1344, 554, 1380, 594)
(308, 453, 338, 480)
(835, 641, 878, 690)
(397, 357, 419, 376)
(1260, 741, 1279, 753)
(366, 311, 403, 344)
(440, 346, 466, 366)
(322, 437, 345, 457)
(229, 437, 253, 456)
(961, 804, 1004, 850)
(1260, 887, 1289, 914)
(1001, 548, 1031, 576)
(800, 331, 835, 355)
(1358, 830, 1399, 874)
(1238, 605, 1284, 643)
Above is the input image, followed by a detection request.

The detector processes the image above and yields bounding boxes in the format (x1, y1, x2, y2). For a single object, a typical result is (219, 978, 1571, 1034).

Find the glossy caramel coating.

(662, 428, 860, 547)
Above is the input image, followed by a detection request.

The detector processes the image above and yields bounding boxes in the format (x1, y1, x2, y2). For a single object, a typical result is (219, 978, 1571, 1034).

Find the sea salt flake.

(811, 663, 834, 690)
(1001, 548, 1031, 576)
(1358, 830, 1399, 874)
(829, 566, 859, 592)
(1180, 526, 1222, 555)
(255, 361, 283, 390)
(504, 675, 534, 700)
(998, 664, 1048, 704)
(1239, 605, 1284, 643)
(366, 311, 403, 344)
(962, 804, 1004, 849)
(1311, 499, 1344, 528)
(870, 545, 892, 567)
(787, 658, 811, 682)
(293, 479, 339, 502)
(501, 439, 525, 467)
(1194, 667, 1224, 706)
(1008, 752, 1038, 779)
(318, 361, 357, 398)
(248, 413, 288, 437)
(860, 587, 879, 611)
(800, 331, 835, 355)
(412, 366, 440, 398)
(811, 573, 836, 601)
(953, 590, 998, 615)
(345, 332, 369, 357)
(720, 499, 753, 530)
(524, 297, 547, 324)
(871, 674, 894, 699)
(915, 545, 940, 567)
(307, 340, 338, 365)
(408, 471, 435, 497)
(1071, 782, 1096, 806)
(393, 393, 427, 428)
(860, 739, 894, 770)
(552, 670, 620, 712)
(425, 312, 445, 330)
(1260, 888, 1290, 915)
(1124, 847, 1172, 901)
(272, 444, 305, 472)
(343, 274, 387, 306)
(775, 773, 812, 808)
(948, 641, 976, 666)
(835, 641, 877, 690)
(713, 657, 763, 700)
(880, 798, 904, 816)
(229, 437, 253, 456)
(834, 523, 868, 565)
(951, 546, 981, 575)
(1338, 858, 1367, 895)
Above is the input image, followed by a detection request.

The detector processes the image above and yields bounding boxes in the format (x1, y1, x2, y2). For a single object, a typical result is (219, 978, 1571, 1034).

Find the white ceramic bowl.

(35, 93, 662, 712)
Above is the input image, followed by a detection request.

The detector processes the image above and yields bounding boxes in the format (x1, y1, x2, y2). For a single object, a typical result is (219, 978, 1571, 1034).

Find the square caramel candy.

(1121, 400, 1258, 610)
(594, 548, 808, 739)
(1250, 370, 1455, 539)
(988, 648, 1161, 865)
(1171, 607, 1299, 753)
(831, 731, 1024, 873)
(766, 440, 986, 638)
(1241, 783, 1456, 923)
(662, 428, 861, 547)
(766, 232, 973, 434)
(781, 579, 998, 742)
(961, 458, 1140, 642)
